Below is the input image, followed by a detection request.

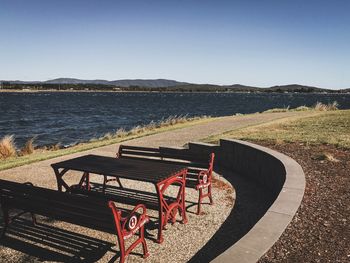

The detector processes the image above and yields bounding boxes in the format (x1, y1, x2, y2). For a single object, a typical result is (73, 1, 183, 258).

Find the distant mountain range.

(1, 78, 348, 92)
(6, 78, 190, 87)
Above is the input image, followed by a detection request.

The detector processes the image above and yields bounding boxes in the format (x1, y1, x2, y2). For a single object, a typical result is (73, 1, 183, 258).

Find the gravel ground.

(0, 173, 234, 263)
(257, 141, 350, 263)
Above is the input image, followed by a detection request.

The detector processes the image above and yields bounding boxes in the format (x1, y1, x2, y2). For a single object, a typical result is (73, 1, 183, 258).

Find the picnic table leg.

(173, 171, 187, 223)
(53, 168, 70, 192)
(155, 183, 164, 244)
(0, 199, 9, 238)
(78, 172, 90, 190)
(180, 170, 188, 224)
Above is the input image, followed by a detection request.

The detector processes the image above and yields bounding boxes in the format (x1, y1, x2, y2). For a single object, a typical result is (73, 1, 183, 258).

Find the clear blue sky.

(1, 0, 349, 89)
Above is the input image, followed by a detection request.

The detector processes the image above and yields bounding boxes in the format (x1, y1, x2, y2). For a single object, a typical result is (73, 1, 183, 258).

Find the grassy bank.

(204, 110, 350, 149)
(1, 102, 346, 170)
(0, 116, 217, 171)
(200, 105, 350, 262)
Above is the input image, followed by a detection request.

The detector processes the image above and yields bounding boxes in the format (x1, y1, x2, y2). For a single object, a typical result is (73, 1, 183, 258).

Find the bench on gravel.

(0, 179, 149, 263)
(103, 145, 215, 214)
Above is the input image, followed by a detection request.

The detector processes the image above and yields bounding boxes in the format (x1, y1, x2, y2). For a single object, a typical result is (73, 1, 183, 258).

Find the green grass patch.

(204, 110, 350, 149)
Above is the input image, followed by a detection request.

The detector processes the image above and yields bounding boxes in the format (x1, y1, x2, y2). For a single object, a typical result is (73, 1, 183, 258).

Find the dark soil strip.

(257, 142, 350, 263)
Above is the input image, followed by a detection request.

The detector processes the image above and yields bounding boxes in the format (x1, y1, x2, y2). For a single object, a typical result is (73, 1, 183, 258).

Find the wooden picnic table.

(51, 154, 188, 243)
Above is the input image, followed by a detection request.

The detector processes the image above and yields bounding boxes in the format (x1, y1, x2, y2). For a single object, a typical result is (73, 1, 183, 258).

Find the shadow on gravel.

(188, 169, 277, 263)
(0, 218, 115, 262)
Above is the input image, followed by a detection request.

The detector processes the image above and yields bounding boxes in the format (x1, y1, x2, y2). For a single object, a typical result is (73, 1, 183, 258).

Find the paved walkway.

(0, 111, 306, 187)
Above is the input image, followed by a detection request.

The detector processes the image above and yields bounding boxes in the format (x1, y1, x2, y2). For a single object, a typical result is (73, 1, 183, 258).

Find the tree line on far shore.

(0, 82, 348, 93)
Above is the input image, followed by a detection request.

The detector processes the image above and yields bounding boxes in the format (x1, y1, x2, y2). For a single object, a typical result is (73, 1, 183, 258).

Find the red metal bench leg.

(208, 184, 213, 205)
(108, 202, 149, 262)
(140, 224, 149, 258)
(155, 183, 164, 243)
(197, 188, 203, 215)
(180, 176, 187, 224)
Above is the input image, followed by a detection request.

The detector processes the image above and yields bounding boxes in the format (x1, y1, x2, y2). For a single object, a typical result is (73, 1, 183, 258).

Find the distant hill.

(44, 78, 110, 85)
(263, 84, 332, 93)
(43, 78, 189, 87)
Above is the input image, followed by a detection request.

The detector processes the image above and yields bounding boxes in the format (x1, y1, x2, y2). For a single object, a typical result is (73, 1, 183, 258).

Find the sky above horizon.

(0, 0, 349, 89)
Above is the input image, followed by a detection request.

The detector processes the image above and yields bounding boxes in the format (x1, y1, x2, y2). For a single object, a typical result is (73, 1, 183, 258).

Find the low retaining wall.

(161, 139, 305, 262)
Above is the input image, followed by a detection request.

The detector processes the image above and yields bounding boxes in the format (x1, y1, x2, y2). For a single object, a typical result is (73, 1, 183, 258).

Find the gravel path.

(0, 112, 304, 262)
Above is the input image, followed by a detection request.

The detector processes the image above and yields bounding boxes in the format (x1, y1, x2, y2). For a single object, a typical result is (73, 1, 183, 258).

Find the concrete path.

(0, 111, 307, 187)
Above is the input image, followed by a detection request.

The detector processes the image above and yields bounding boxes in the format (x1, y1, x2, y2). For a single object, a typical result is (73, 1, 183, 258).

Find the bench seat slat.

(4, 197, 113, 228)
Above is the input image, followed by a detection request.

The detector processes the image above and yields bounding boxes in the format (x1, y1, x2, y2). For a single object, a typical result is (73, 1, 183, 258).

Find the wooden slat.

(120, 145, 160, 152)
(121, 150, 163, 158)
(119, 146, 209, 168)
(72, 186, 159, 210)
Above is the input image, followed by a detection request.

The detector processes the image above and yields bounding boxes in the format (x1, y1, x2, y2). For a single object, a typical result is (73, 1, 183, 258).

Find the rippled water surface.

(1, 92, 349, 147)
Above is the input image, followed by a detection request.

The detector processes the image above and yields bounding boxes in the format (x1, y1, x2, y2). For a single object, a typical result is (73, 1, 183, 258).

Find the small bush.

(0, 135, 17, 159)
(115, 128, 127, 138)
(313, 152, 339, 162)
(324, 152, 340, 162)
(21, 138, 35, 155)
(314, 102, 327, 111)
(327, 101, 339, 111)
(49, 143, 61, 151)
(102, 132, 113, 140)
(129, 125, 144, 135)
(314, 101, 339, 111)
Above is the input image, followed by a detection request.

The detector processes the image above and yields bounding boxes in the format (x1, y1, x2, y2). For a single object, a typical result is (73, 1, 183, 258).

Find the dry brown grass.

(324, 152, 340, 162)
(263, 101, 339, 113)
(48, 143, 61, 151)
(0, 135, 17, 159)
(115, 128, 127, 138)
(314, 101, 339, 111)
(0, 115, 215, 171)
(20, 138, 35, 156)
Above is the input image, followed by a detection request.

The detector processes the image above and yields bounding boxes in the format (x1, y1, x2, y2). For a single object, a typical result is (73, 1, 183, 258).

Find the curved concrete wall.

(161, 139, 305, 262)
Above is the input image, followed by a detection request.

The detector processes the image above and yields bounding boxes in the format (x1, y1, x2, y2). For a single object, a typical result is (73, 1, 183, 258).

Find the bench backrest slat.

(118, 145, 212, 170)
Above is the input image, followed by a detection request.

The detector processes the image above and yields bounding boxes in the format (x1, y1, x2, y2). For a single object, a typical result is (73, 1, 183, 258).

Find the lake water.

(1, 92, 349, 148)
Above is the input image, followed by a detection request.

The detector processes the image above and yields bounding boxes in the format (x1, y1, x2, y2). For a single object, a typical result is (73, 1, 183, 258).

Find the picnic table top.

(51, 154, 187, 184)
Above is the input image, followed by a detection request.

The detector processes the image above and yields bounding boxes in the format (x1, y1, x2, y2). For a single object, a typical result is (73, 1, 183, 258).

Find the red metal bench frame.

(195, 153, 215, 214)
(0, 180, 150, 263)
(109, 202, 149, 263)
(78, 169, 188, 244)
(156, 169, 188, 243)
(108, 145, 215, 215)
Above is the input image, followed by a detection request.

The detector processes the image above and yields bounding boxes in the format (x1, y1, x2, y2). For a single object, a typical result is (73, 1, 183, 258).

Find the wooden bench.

(0, 179, 149, 263)
(104, 145, 215, 214)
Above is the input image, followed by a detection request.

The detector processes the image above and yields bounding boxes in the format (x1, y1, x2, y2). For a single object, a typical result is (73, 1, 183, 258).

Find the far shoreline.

(0, 89, 349, 94)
